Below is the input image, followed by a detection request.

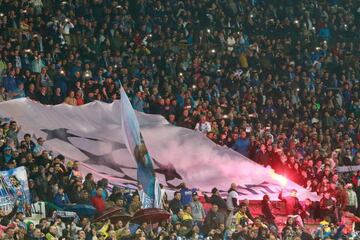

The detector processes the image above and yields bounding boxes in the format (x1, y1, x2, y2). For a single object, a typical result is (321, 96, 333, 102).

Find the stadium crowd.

(0, 0, 360, 239)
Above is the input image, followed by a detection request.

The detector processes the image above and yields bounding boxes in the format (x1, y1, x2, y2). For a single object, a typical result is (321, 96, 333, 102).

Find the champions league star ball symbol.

(41, 128, 183, 187)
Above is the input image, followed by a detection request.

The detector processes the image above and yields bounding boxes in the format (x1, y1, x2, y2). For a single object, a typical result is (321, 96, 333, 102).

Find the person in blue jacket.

(232, 130, 250, 158)
(180, 182, 197, 206)
(54, 186, 71, 208)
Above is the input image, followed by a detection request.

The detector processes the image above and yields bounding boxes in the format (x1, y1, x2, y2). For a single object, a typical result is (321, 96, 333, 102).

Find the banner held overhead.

(0, 98, 319, 201)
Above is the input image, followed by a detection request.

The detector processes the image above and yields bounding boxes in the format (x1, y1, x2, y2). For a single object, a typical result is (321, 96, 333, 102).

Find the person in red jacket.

(278, 189, 302, 215)
(91, 188, 106, 215)
(351, 171, 360, 187)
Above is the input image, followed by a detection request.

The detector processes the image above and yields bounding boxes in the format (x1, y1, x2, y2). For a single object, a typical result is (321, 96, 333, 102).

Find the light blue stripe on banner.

(120, 88, 160, 208)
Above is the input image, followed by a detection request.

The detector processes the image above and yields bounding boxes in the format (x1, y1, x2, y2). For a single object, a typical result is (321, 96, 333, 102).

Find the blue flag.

(120, 88, 160, 208)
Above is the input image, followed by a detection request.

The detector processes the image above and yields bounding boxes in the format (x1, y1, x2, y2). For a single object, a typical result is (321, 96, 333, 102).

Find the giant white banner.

(0, 98, 319, 201)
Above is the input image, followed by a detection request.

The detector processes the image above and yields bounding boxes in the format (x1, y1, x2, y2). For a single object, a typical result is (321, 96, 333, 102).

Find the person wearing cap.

(204, 187, 227, 212)
(314, 218, 332, 239)
(1, 145, 13, 166)
(190, 192, 206, 226)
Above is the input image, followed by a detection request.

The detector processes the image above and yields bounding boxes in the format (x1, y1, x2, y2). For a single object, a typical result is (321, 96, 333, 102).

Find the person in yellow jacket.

(98, 219, 111, 239)
(181, 205, 193, 221)
(45, 226, 58, 240)
(239, 53, 248, 68)
(234, 203, 251, 227)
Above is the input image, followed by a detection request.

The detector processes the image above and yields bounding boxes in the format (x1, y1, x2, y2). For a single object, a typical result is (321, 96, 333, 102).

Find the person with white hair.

(345, 183, 358, 214)
(226, 183, 238, 227)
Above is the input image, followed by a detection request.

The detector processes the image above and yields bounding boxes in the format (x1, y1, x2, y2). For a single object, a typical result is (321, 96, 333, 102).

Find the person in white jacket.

(346, 183, 358, 214)
(227, 33, 236, 52)
(195, 115, 211, 134)
(30, 0, 43, 15)
(60, 19, 74, 45)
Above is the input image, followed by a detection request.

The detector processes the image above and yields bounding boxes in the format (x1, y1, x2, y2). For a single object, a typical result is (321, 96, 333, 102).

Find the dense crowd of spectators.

(0, 0, 360, 239)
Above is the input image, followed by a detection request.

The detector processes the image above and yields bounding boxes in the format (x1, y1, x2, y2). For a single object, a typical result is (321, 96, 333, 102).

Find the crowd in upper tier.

(0, 0, 359, 239)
